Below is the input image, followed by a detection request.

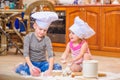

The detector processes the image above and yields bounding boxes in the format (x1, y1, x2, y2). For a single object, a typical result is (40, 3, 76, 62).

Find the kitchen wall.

(23, 0, 120, 6)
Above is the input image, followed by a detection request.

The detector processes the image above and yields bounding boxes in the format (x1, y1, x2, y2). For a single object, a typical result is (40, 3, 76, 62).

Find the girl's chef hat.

(69, 16, 95, 39)
(31, 11, 58, 29)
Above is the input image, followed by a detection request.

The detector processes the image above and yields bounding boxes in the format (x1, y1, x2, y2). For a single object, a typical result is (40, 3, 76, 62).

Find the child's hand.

(61, 54, 67, 64)
(68, 59, 75, 66)
(30, 66, 41, 76)
(61, 58, 67, 64)
(43, 69, 52, 76)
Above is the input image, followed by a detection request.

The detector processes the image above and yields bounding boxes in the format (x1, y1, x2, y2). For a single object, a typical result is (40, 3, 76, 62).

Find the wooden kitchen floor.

(0, 48, 120, 80)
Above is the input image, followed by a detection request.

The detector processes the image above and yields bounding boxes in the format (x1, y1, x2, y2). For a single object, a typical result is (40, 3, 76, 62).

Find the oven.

(47, 11, 66, 43)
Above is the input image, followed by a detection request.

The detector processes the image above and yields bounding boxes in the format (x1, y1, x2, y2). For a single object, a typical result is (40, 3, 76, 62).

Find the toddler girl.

(61, 16, 95, 72)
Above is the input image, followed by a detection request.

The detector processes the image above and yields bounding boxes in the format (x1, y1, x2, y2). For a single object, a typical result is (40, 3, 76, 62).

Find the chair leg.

(14, 45, 23, 55)
(10, 41, 23, 55)
(15, 48, 18, 55)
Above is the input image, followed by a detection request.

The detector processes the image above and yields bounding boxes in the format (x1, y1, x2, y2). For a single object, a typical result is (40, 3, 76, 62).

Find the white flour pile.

(21, 71, 120, 80)
(22, 75, 78, 80)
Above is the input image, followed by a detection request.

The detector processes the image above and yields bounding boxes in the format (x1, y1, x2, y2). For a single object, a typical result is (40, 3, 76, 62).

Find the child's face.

(69, 31, 80, 42)
(34, 23, 48, 38)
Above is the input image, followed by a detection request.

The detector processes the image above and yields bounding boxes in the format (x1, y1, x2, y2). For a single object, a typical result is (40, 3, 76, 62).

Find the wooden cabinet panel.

(67, 7, 86, 27)
(85, 7, 100, 50)
(101, 6, 120, 52)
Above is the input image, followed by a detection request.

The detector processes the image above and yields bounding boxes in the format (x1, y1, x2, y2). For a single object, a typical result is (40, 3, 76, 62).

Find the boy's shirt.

(23, 32, 54, 61)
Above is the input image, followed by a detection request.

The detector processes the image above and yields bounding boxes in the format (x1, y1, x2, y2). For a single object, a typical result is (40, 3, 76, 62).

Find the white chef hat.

(31, 11, 58, 29)
(69, 16, 95, 39)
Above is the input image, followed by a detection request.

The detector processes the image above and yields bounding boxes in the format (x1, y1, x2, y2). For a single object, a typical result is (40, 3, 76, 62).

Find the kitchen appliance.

(47, 11, 66, 43)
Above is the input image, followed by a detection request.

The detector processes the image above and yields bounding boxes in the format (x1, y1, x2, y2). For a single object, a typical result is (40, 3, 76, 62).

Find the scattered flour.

(21, 70, 120, 80)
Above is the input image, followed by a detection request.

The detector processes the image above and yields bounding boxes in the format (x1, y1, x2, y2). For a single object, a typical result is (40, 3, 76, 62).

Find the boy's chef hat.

(69, 16, 95, 39)
(31, 11, 58, 29)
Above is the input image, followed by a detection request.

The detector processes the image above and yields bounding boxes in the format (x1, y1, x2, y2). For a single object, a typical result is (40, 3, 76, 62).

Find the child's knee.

(70, 64, 82, 72)
(84, 53, 92, 60)
(15, 63, 30, 75)
(40, 62, 49, 72)
(15, 63, 24, 73)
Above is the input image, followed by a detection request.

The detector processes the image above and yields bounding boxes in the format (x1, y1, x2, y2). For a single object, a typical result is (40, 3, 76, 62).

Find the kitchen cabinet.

(67, 6, 100, 50)
(101, 6, 120, 52)
(54, 5, 120, 56)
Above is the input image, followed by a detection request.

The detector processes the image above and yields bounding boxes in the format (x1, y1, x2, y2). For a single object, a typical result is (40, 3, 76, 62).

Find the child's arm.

(25, 57, 41, 76)
(48, 57, 54, 71)
(61, 42, 71, 63)
(25, 57, 33, 67)
(44, 37, 54, 76)
(72, 42, 88, 63)
(44, 57, 54, 76)
(24, 35, 35, 69)
(24, 34, 40, 76)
